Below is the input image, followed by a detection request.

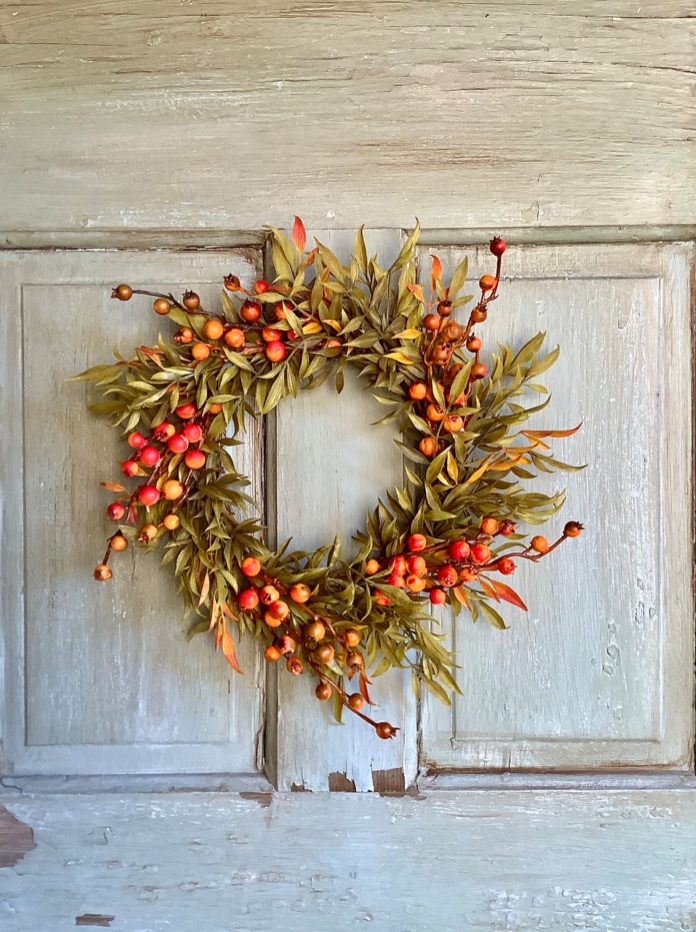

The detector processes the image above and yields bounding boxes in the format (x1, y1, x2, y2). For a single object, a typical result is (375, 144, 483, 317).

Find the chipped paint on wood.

(1, 791, 696, 930)
(0, 805, 35, 869)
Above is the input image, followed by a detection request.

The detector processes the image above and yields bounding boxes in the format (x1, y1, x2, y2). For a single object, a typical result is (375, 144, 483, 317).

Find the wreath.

(73, 218, 583, 738)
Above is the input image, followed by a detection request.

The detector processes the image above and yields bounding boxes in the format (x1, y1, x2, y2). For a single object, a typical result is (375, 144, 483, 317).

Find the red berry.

(185, 449, 206, 470)
(175, 403, 196, 420)
(490, 237, 506, 257)
(498, 558, 515, 575)
(437, 565, 458, 588)
(430, 588, 447, 605)
(407, 533, 427, 552)
(448, 540, 470, 561)
(168, 434, 189, 454)
(241, 301, 262, 322)
(407, 555, 427, 576)
(121, 460, 139, 477)
(499, 520, 517, 537)
(388, 555, 407, 576)
(254, 279, 270, 294)
(471, 543, 491, 564)
(107, 502, 125, 521)
(139, 446, 160, 467)
(138, 485, 160, 506)
(262, 326, 283, 343)
(183, 423, 202, 443)
(388, 573, 406, 588)
(239, 589, 259, 610)
(128, 431, 146, 450)
(266, 341, 286, 362)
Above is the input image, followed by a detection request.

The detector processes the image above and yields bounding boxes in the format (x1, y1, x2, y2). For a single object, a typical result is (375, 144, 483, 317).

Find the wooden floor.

(1, 789, 696, 931)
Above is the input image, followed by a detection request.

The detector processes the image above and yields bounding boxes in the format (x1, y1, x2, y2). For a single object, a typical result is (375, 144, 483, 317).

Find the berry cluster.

(76, 218, 583, 738)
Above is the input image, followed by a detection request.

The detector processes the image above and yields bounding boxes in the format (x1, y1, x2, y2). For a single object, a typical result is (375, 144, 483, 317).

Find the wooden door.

(1, 1, 696, 928)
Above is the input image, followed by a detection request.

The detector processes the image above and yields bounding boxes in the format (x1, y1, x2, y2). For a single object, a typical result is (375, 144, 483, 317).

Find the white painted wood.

(1, 2, 695, 235)
(3, 789, 696, 930)
(418, 243, 694, 772)
(0, 249, 266, 776)
(272, 229, 418, 792)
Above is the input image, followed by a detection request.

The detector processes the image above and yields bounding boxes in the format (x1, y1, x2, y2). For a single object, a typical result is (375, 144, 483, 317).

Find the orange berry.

(315, 682, 332, 701)
(266, 341, 286, 362)
(348, 693, 364, 711)
(564, 521, 583, 538)
(344, 629, 361, 647)
(460, 567, 478, 583)
(406, 573, 426, 593)
(466, 335, 482, 352)
(365, 559, 380, 575)
(437, 565, 458, 588)
(114, 284, 133, 301)
(182, 291, 200, 310)
(203, 319, 224, 340)
(94, 564, 113, 581)
(241, 557, 261, 577)
(153, 298, 171, 315)
(479, 274, 496, 291)
(262, 326, 282, 343)
(191, 343, 210, 361)
(208, 403, 223, 414)
(111, 534, 128, 552)
(306, 620, 326, 641)
(443, 414, 463, 432)
(290, 583, 310, 603)
(409, 382, 427, 401)
(240, 301, 262, 322)
(224, 328, 245, 348)
(314, 643, 334, 665)
(264, 645, 281, 662)
(346, 651, 363, 668)
(481, 516, 498, 535)
(162, 479, 184, 501)
(139, 524, 158, 543)
(426, 403, 445, 422)
(471, 362, 487, 380)
(376, 722, 397, 740)
(423, 314, 441, 331)
(185, 449, 206, 470)
(260, 585, 279, 605)
(264, 611, 282, 628)
(163, 514, 180, 531)
(419, 437, 437, 457)
(531, 536, 549, 553)
(286, 657, 303, 675)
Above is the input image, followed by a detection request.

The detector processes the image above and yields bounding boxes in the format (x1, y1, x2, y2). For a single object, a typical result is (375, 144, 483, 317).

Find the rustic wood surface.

(0, 250, 266, 776)
(272, 229, 417, 791)
(1, 790, 696, 930)
(1, 1, 694, 236)
(419, 242, 694, 773)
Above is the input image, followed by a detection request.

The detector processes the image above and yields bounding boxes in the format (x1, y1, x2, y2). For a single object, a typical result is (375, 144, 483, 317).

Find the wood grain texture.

(2, 790, 696, 930)
(1, 1, 695, 235)
(272, 229, 417, 791)
(0, 249, 266, 775)
(418, 242, 694, 772)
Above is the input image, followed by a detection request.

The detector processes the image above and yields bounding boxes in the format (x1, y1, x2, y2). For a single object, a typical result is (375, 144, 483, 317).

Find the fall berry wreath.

(73, 218, 583, 738)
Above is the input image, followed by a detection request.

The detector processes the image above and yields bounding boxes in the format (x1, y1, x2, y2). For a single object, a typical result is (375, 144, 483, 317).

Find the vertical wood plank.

(271, 229, 418, 791)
